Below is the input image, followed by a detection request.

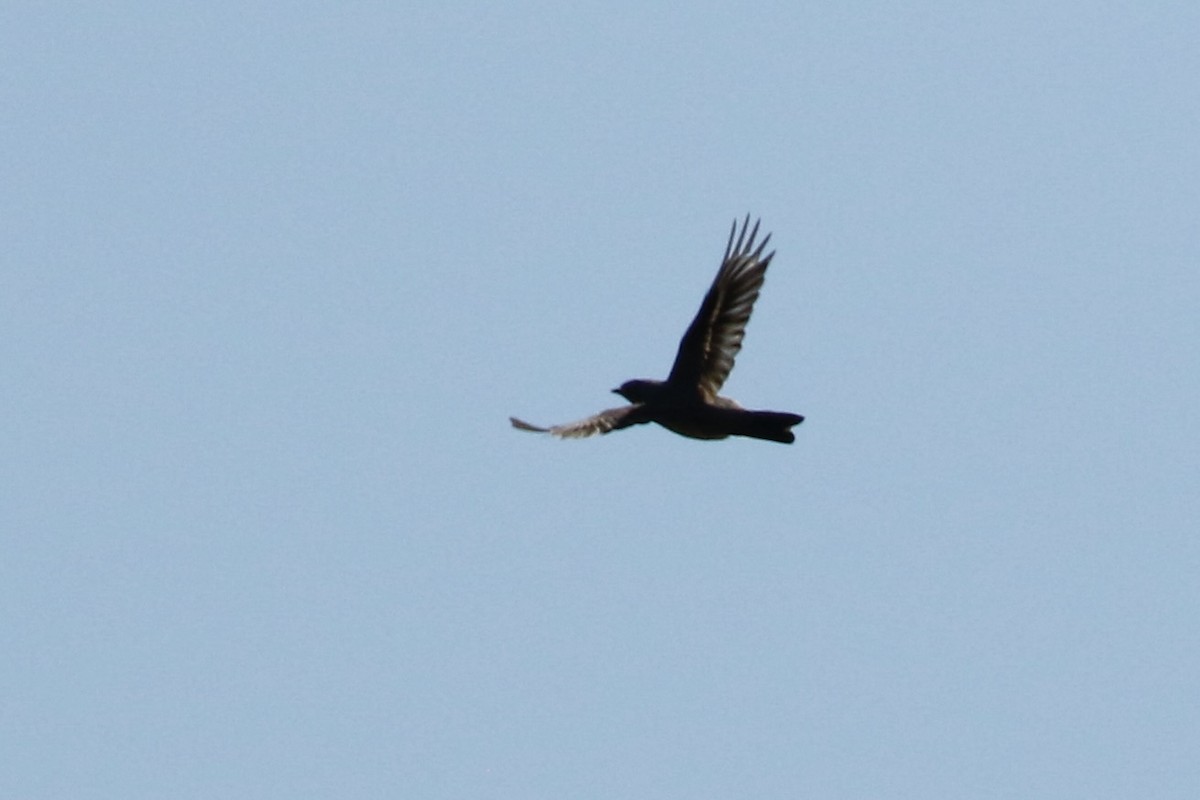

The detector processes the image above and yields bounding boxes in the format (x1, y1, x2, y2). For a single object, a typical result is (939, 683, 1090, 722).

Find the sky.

(3, 3, 1199, 798)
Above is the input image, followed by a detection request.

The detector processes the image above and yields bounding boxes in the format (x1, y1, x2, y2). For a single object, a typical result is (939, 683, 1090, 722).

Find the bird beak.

(611, 387, 620, 395)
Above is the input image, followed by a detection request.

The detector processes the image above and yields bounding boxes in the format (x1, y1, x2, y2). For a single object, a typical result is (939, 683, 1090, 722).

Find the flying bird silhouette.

(511, 216, 804, 444)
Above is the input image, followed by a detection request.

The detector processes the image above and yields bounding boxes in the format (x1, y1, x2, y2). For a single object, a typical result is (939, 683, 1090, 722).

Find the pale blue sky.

(4, 3, 1199, 798)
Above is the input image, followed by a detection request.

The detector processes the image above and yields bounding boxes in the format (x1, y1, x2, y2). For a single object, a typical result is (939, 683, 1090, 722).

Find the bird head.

(612, 379, 658, 404)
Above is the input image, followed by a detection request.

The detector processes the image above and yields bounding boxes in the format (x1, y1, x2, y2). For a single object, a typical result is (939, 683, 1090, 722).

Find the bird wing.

(509, 405, 644, 439)
(666, 215, 773, 401)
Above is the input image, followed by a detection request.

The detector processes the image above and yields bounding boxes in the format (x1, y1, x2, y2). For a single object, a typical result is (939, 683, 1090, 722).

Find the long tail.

(733, 410, 805, 444)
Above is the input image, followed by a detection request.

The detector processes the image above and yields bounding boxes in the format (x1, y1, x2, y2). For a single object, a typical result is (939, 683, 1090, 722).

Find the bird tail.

(733, 410, 805, 444)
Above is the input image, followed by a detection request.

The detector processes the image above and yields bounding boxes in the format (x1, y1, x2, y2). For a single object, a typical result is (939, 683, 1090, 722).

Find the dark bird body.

(511, 216, 804, 444)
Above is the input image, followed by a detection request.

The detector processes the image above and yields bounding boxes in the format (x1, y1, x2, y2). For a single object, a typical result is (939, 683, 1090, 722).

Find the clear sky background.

(4, 3, 1198, 798)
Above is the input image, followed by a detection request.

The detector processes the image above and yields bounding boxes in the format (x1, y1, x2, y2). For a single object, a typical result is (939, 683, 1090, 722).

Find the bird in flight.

(511, 216, 804, 444)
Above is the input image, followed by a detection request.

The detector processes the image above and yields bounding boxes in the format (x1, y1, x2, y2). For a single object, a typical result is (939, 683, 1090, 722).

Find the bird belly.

(650, 405, 733, 440)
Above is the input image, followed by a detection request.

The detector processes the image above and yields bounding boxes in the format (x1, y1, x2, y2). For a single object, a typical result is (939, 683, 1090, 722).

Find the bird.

(510, 215, 804, 444)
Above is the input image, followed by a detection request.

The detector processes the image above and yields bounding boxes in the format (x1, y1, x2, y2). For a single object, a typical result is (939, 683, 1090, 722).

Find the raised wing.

(509, 405, 644, 439)
(666, 215, 774, 400)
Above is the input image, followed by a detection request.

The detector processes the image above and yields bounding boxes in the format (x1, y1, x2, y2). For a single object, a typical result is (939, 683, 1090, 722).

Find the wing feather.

(509, 405, 643, 439)
(666, 215, 774, 400)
